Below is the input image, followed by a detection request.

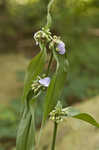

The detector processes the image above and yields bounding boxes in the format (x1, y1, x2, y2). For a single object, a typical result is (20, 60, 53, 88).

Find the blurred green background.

(0, 0, 99, 149)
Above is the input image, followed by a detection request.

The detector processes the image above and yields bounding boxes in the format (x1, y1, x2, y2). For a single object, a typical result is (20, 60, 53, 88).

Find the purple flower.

(57, 41, 66, 55)
(38, 77, 51, 87)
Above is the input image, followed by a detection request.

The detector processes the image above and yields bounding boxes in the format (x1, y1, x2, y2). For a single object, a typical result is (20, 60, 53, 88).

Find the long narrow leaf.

(16, 108, 32, 150)
(16, 99, 36, 150)
(23, 47, 47, 101)
(43, 49, 69, 123)
(26, 103, 35, 150)
(17, 46, 47, 150)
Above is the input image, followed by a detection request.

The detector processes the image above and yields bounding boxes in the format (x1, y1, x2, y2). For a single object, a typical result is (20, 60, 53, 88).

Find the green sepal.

(65, 107, 99, 128)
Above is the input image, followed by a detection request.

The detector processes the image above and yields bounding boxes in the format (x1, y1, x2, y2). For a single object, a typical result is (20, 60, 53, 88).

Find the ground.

(0, 54, 29, 105)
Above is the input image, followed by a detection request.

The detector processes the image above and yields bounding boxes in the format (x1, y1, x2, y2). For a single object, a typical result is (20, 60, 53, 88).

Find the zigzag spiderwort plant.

(16, 0, 99, 150)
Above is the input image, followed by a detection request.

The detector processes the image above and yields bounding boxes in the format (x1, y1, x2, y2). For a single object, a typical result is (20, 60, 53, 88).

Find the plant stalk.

(46, 0, 55, 28)
(51, 122, 58, 150)
(47, 52, 53, 76)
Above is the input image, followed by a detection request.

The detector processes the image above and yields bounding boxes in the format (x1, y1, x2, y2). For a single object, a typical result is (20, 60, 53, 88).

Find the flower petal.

(58, 47, 66, 55)
(57, 41, 66, 55)
(39, 77, 51, 87)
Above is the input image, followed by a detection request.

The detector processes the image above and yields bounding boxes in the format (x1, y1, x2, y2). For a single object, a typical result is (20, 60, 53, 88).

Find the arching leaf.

(16, 99, 36, 150)
(43, 48, 69, 123)
(17, 45, 47, 150)
(65, 107, 99, 128)
(23, 46, 47, 101)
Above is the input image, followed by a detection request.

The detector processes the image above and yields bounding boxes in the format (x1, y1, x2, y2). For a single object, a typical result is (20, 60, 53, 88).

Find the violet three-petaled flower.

(57, 41, 66, 55)
(39, 77, 51, 87)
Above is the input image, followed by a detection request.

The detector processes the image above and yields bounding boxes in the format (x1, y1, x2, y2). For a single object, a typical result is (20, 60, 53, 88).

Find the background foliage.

(0, 0, 99, 149)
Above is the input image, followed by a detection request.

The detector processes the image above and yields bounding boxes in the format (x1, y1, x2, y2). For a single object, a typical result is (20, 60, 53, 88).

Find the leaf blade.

(16, 99, 36, 150)
(23, 47, 46, 101)
(73, 113, 99, 128)
(43, 50, 69, 123)
(65, 107, 99, 128)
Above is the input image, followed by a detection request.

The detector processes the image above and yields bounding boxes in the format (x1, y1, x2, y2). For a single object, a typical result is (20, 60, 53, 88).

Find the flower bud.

(49, 35, 66, 55)
(49, 101, 65, 124)
(56, 41, 66, 55)
(34, 28, 52, 45)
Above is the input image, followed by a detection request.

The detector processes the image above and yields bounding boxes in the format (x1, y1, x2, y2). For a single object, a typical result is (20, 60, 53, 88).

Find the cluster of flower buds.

(34, 28, 66, 55)
(34, 27, 52, 45)
(49, 101, 67, 124)
(31, 75, 51, 96)
(49, 35, 66, 55)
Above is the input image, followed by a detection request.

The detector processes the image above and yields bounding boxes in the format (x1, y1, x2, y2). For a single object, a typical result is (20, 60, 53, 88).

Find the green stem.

(46, 0, 55, 28)
(47, 52, 53, 76)
(51, 122, 58, 150)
